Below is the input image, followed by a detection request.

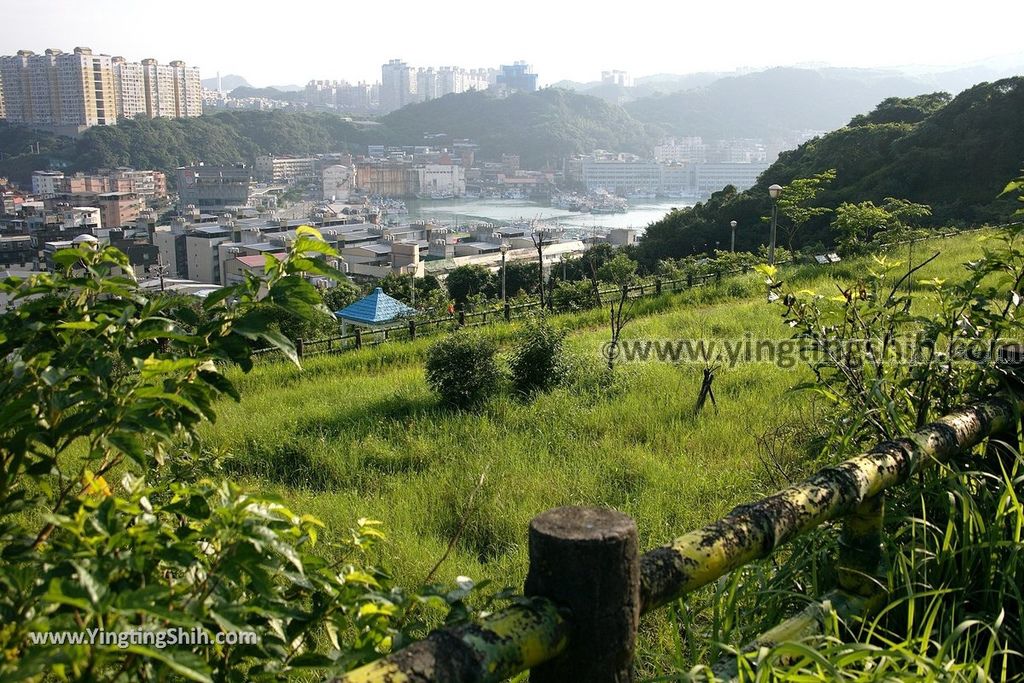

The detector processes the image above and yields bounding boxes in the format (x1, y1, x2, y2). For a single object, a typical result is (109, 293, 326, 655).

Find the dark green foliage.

(497, 261, 540, 299)
(849, 92, 953, 127)
(551, 279, 596, 311)
(321, 279, 361, 312)
(377, 272, 442, 306)
(508, 316, 568, 396)
(445, 265, 496, 306)
(0, 112, 374, 184)
(425, 331, 501, 408)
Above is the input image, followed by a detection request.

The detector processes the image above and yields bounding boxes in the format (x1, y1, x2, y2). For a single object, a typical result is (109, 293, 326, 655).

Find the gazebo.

(335, 287, 416, 336)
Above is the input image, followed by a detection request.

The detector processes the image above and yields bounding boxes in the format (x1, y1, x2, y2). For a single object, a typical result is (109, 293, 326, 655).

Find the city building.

(254, 156, 317, 184)
(693, 162, 770, 196)
(654, 137, 708, 164)
(581, 156, 661, 194)
(381, 59, 417, 112)
(32, 171, 65, 198)
(601, 70, 633, 87)
(176, 165, 254, 211)
(0, 47, 201, 131)
(322, 165, 354, 201)
(495, 62, 538, 94)
(95, 192, 144, 229)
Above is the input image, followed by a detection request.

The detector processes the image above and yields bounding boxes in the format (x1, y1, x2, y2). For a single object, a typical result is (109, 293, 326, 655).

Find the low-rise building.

(176, 165, 254, 212)
(255, 156, 317, 184)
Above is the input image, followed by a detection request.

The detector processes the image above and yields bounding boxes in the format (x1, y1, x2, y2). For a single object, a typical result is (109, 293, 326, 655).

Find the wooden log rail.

(333, 395, 1019, 682)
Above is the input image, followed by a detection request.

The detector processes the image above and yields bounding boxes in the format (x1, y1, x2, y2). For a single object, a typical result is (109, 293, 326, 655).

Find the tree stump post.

(408, 319, 416, 340)
(458, 310, 466, 326)
(295, 338, 304, 359)
(354, 328, 362, 349)
(504, 302, 512, 321)
(655, 278, 662, 295)
(525, 507, 640, 683)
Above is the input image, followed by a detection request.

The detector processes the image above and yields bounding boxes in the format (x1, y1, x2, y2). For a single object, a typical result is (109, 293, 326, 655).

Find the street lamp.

(729, 220, 738, 253)
(768, 184, 783, 265)
(499, 242, 510, 303)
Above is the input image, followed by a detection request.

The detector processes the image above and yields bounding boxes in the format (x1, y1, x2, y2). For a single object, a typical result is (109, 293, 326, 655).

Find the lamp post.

(768, 184, 783, 265)
(730, 220, 738, 253)
(499, 242, 510, 304)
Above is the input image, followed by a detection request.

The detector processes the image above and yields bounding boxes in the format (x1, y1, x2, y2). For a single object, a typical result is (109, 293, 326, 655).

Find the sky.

(2, 0, 1021, 87)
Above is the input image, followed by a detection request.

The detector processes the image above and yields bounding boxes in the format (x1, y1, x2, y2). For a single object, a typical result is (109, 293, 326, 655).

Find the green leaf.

(121, 646, 213, 683)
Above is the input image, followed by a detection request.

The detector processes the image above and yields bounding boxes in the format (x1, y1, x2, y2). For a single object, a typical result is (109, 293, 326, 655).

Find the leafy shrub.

(508, 315, 568, 396)
(0, 231, 472, 680)
(425, 330, 501, 408)
(551, 279, 595, 312)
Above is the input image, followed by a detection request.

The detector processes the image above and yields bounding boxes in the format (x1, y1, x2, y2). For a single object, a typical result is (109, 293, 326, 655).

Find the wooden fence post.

(504, 302, 512, 321)
(295, 338, 304, 359)
(408, 319, 416, 340)
(354, 328, 362, 349)
(836, 494, 885, 598)
(716, 270, 722, 282)
(686, 272, 693, 287)
(525, 507, 640, 683)
(655, 278, 662, 295)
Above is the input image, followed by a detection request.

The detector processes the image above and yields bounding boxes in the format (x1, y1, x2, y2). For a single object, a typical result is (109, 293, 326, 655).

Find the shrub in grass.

(425, 330, 501, 408)
(509, 315, 568, 396)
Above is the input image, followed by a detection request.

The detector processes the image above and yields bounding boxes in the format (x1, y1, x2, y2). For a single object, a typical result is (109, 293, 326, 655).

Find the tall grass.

(198, 230, 1008, 676)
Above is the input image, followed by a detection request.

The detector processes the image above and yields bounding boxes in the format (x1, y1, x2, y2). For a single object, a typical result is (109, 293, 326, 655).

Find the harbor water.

(402, 198, 692, 233)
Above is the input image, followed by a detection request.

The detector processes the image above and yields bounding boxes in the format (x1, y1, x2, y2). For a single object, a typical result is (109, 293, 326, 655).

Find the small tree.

(832, 200, 892, 252)
(445, 265, 496, 307)
(598, 253, 639, 371)
(509, 315, 568, 396)
(774, 169, 837, 251)
(425, 330, 501, 408)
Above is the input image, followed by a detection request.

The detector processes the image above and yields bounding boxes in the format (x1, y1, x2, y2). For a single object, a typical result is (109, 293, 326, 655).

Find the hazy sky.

(2, 0, 1021, 86)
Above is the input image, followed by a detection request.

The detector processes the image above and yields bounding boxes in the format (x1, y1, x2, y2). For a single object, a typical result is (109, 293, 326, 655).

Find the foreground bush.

(425, 330, 501, 408)
(0, 232, 469, 680)
(508, 315, 568, 396)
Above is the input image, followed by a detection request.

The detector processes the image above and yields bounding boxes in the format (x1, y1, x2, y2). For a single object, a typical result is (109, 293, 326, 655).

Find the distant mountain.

(379, 88, 652, 167)
(229, 86, 304, 103)
(200, 74, 250, 91)
(625, 67, 937, 139)
(266, 84, 304, 92)
(637, 78, 1024, 263)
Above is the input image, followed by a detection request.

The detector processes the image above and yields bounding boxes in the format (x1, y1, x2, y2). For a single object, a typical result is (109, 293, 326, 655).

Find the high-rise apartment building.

(0, 48, 201, 131)
(381, 59, 417, 112)
(112, 57, 146, 118)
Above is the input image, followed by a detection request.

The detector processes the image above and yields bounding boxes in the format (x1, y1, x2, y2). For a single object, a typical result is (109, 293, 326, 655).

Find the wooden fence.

(256, 273, 728, 361)
(255, 226, 993, 363)
(332, 394, 1019, 682)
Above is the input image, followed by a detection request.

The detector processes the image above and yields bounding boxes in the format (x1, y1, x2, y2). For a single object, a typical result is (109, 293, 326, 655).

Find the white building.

(32, 170, 65, 198)
(416, 164, 466, 197)
(322, 165, 354, 201)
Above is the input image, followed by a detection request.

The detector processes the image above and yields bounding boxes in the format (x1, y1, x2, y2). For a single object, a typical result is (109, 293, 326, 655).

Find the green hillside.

(378, 88, 652, 167)
(638, 77, 1024, 263)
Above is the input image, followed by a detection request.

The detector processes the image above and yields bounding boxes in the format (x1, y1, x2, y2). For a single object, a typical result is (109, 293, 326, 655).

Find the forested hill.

(378, 88, 651, 167)
(637, 78, 1024, 264)
(0, 111, 377, 184)
(0, 89, 650, 181)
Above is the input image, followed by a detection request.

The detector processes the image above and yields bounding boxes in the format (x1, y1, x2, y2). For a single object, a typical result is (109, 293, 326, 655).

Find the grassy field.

(200, 230, 996, 674)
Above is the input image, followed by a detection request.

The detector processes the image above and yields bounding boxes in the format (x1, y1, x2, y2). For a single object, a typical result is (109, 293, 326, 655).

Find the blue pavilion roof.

(335, 287, 415, 325)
